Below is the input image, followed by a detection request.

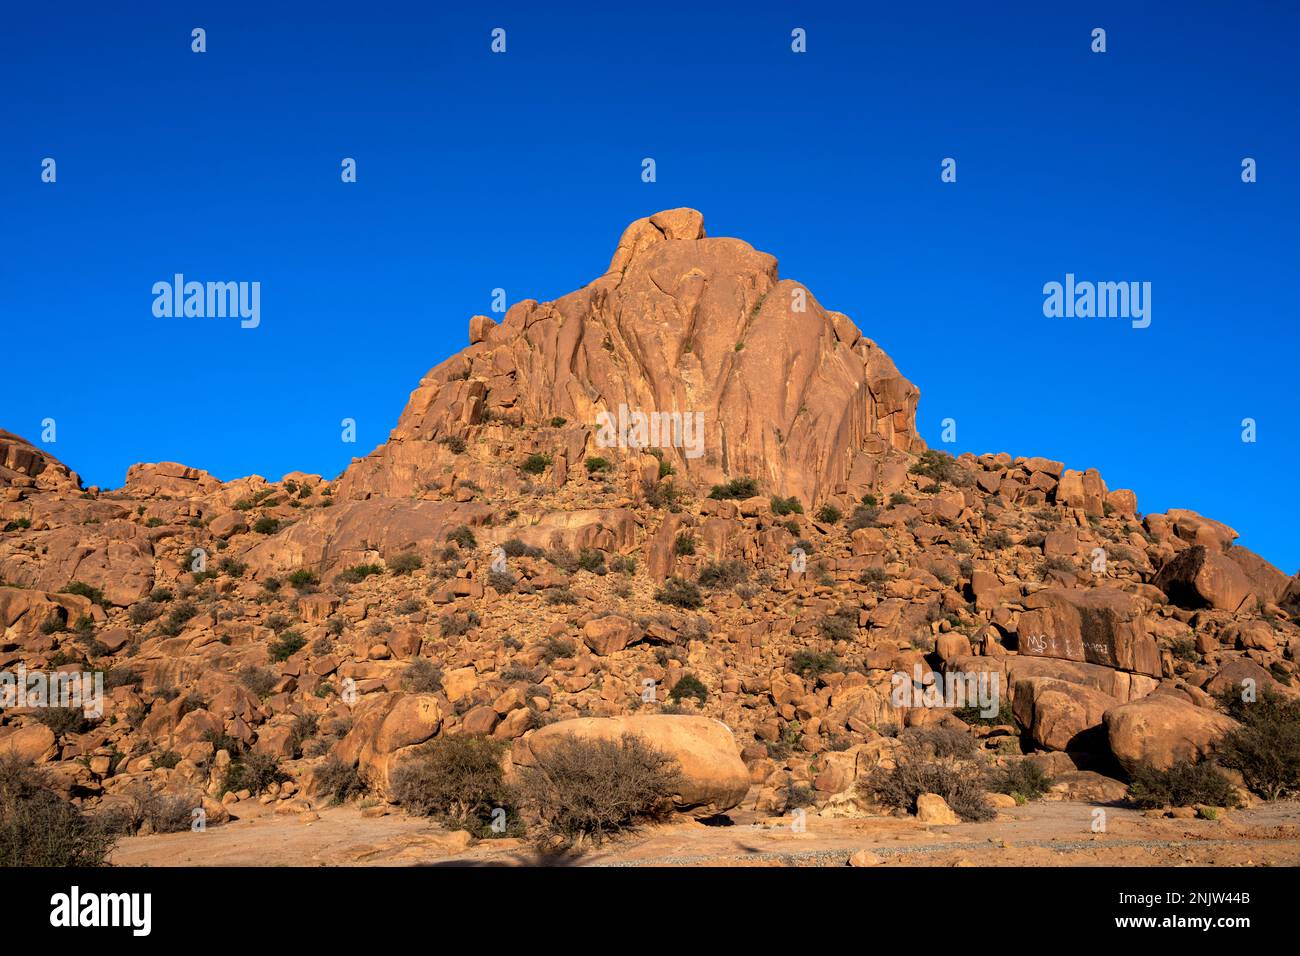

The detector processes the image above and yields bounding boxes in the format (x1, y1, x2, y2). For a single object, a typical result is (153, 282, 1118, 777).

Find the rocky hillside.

(1, 210, 1297, 844)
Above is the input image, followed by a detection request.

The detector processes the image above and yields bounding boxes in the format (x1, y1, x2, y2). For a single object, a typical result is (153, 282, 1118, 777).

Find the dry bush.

(519, 733, 681, 849)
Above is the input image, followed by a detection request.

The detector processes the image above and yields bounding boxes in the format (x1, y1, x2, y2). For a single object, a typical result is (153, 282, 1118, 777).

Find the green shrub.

(337, 563, 384, 583)
(446, 525, 477, 549)
(585, 456, 611, 474)
(544, 588, 579, 606)
(770, 495, 803, 516)
(520, 453, 552, 475)
(1216, 690, 1300, 800)
(988, 761, 1052, 802)
(674, 533, 696, 556)
(221, 752, 286, 796)
(502, 538, 544, 558)
(253, 516, 281, 534)
(790, 650, 840, 681)
(286, 568, 318, 589)
(577, 549, 607, 575)
(440, 435, 466, 454)
(60, 581, 107, 606)
(387, 552, 424, 576)
(815, 504, 842, 524)
(269, 630, 306, 662)
(1127, 761, 1238, 809)
(539, 635, 576, 663)
(35, 707, 90, 737)
(668, 673, 708, 705)
(707, 477, 759, 500)
(655, 576, 702, 609)
(519, 733, 681, 848)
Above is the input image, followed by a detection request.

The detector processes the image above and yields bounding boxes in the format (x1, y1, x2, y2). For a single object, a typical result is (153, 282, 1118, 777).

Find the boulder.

(1012, 676, 1117, 752)
(581, 615, 641, 656)
(1103, 695, 1240, 773)
(1016, 587, 1160, 677)
(1153, 546, 1257, 612)
(513, 714, 750, 817)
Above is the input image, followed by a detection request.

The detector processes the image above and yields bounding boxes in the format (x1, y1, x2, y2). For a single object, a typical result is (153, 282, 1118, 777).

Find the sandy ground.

(109, 798, 1300, 868)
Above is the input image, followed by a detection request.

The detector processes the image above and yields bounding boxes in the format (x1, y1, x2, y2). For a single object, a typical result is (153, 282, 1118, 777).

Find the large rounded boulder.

(514, 714, 750, 817)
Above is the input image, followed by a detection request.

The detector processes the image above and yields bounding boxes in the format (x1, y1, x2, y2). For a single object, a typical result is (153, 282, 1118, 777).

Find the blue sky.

(2, 1, 1297, 571)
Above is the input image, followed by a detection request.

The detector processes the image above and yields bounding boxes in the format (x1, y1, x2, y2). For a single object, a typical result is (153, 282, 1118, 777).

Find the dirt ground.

(109, 798, 1300, 868)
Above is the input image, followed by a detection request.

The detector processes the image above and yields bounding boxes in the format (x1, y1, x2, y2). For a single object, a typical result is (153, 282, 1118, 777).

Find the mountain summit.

(338, 208, 923, 506)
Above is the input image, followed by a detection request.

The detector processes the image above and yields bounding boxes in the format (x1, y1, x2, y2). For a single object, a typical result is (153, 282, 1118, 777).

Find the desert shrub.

(253, 516, 281, 534)
(674, 533, 696, 556)
(577, 548, 607, 575)
(502, 538, 544, 559)
(815, 504, 842, 524)
(770, 495, 803, 516)
(60, 581, 107, 606)
(846, 505, 880, 531)
(268, 630, 306, 662)
(668, 673, 708, 705)
(440, 435, 467, 454)
(609, 554, 637, 575)
(396, 597, 423, 615)
(288, 713, 320, 757)
(488, 569, 516, 592)
(1127, 761, 1239, 809)
(790, 650, 840, 681)
(128, 600, 162, 625)
(520, 453, 552, 475)
(286, 567, 318, 590)
(0, 758, 116, 866)
(519, 733, 681, 848)
(655, 576, 702, 609)
(35, 707, 90, 737)
(401, 658, 444, 693)
(390, 736, 513, 834)
(388, 552, 423, 576)
(707, 477, 759, 500)
(313, 756, 367, 805)
(99, 782, 195, 836)
(1216, 690, 1300, 800)
(221, 752, 286, 796)
(545, 588, 579, 606)
(954, 699, 1017, 727)
(446, 525, 477, 549)
(860, 747, 993, 823)
(982, 531, 1012, 551)
(1170, 637, 1200, 663)
(819, 606, 858, 642)
(439, 611, 481, 636)
(697, 559, 750, 590)
(153, 750, 181, 770)
(889, 491, 910, 506)
(585, 456, 611, 474)
(987, 761, 1052, 803)
(218, 557, 247, 578)
(901, 726, 980, 761)
(909, 449, 966, 485)
(238, 664, 278, 698)
(338, 563, 384, 583)
(539, 635, 577, 663)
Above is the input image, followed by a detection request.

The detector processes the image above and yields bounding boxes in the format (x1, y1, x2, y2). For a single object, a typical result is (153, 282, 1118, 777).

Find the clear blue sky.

(2, 2, 1297, 572)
